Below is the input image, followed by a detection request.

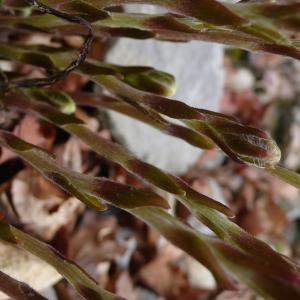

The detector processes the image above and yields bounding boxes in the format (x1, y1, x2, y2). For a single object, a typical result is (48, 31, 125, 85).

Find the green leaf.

(24, 87, 76, 114)
(0, 44, 57, 69)
(267, 165, 300, 189)
(122, 69, 176, 97)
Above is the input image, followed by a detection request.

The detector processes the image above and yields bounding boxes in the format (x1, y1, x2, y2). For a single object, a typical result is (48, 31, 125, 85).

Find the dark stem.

(0, 0, 94, 92)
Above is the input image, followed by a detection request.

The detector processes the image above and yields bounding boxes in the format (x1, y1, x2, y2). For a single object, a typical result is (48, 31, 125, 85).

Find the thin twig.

(0, 0, 94, 92)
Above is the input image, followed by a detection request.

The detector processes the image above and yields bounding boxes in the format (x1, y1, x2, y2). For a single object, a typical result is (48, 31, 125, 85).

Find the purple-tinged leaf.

(50, 0, 246, 26)
(2, 91, 232, 216)
(58, 0, 110, 22)
(0, 102, 235, 289)
(187, 118, 281, 167)
(130, 206, 236, 290)
(72, 92, 215, 149)
(94, 75, 281, 168)
(0, 130, 169, 210)
(2, 8, 300, 60)
(2, 91, 300, 300)
(207, 236, 300, 300)
(8, 91, 292, 298)
(132, 206, 300, 300)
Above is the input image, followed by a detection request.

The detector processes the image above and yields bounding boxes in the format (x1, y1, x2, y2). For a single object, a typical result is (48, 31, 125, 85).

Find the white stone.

(0, 243, 61, 300)
(184, 256, 216, 290)
(230, 68, 255, 92)
(106, 5, 224, 174)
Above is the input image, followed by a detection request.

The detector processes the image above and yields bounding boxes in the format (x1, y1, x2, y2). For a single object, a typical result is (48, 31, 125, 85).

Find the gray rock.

(106, 5, 224, 174)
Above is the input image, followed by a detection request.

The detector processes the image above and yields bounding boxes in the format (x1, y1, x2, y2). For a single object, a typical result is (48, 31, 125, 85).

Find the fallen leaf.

(11, 169, 84, 240)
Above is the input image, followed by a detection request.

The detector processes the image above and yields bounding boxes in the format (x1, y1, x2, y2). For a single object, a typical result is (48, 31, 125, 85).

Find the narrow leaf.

(94, 75, 281, 168)
(0, 130, 169, 210)
(0, 221, 122, 300)
(267, 165, 300, 189)
(72, 91, 215, 149)
(3, 91, 232, 217)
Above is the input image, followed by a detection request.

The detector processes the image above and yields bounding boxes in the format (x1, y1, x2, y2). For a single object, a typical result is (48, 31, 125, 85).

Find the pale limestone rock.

(184, 256, 216, 290)
(106, 5, 224, 174)
(0, 243, 61, 300)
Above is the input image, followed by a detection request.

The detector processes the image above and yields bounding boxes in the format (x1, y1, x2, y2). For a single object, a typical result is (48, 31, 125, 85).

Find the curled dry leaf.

(114, 272, 137, 300)
(215, 284, 256, 300)
(0, 114, 55, 164)
(11, 169, 84, 241)
(69, 212, 126, 280)
(238, 195, 287, 238)
(138, 245, 179, 297)
(14, 114, 56, 150)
